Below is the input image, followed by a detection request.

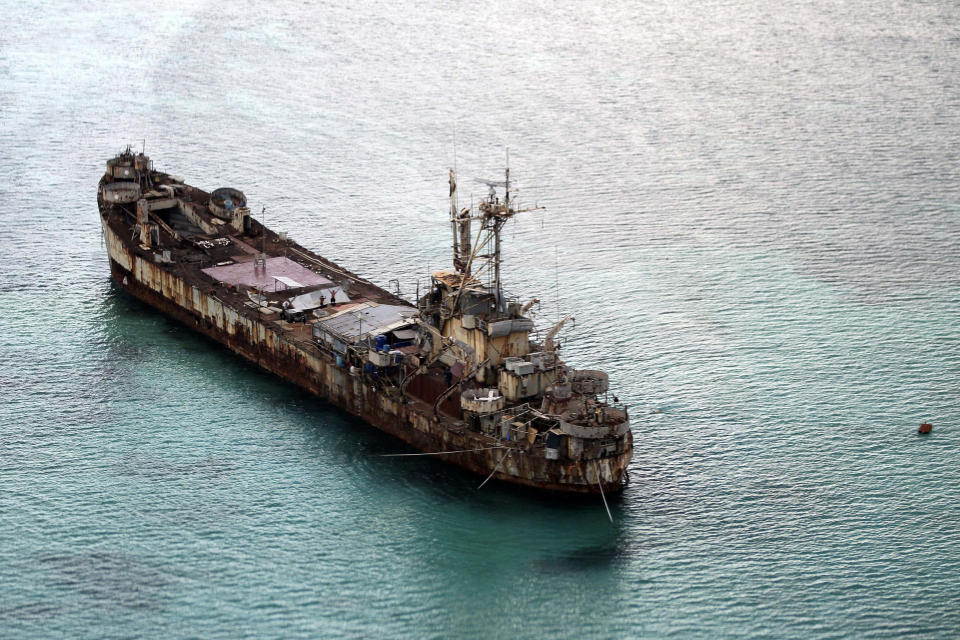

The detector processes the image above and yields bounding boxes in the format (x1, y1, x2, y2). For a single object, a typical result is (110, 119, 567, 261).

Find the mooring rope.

(596, 461, 614, 524)
(478, 449, 513, 490)
(373, 445, 506, 458)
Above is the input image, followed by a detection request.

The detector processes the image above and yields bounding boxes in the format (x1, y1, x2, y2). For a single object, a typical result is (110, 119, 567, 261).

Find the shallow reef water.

(2, 0, 960, 637)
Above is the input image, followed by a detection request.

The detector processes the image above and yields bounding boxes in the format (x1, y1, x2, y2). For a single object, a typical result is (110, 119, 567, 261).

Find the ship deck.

(101, 172, 410, 357)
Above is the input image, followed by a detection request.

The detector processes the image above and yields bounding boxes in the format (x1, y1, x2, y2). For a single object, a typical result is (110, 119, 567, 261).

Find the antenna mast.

(505, 148, 510, 208)
(446, 152, 543, 313)
(450, 168, 459, 270)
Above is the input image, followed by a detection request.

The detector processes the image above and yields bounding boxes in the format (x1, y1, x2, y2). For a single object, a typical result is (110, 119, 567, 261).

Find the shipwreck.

(98, 147, 633, 494)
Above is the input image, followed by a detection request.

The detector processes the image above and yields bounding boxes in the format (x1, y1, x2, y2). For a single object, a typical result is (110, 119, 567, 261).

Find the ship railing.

(501, 291, 521, 306)
(495, 402, 540, 445)
(604, 401, 629, 420)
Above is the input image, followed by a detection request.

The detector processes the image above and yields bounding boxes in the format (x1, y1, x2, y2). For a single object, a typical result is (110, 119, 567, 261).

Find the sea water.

(2, 1, 960, 637)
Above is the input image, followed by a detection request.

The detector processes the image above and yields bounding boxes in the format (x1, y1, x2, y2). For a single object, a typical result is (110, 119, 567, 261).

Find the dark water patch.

(0, 601, 64, 623)
(37, 551, 171, 611)
(116, 454, 237, 480)
(134, 502, 251, 533)
(44, 400, 116, 431)
(531, 541, 633, 575)
(97, 340, 151, 366)
(0, 375, 34, 394)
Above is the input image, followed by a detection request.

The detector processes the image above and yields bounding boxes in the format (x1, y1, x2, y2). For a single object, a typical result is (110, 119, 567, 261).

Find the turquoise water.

(3, 1, 960, 637)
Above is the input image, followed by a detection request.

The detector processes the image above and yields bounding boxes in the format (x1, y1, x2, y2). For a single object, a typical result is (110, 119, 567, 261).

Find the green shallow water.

(2, 0, 960, 637)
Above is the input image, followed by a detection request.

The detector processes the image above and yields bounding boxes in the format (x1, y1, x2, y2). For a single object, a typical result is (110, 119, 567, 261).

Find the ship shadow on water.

(529, 540, 632, 575)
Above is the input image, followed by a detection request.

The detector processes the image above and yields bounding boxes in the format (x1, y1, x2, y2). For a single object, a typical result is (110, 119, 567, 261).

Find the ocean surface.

(2, 1, 960, 637)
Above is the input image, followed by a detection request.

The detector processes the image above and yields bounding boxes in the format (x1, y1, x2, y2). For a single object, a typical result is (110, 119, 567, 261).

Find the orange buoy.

(918, 423, 933, 434)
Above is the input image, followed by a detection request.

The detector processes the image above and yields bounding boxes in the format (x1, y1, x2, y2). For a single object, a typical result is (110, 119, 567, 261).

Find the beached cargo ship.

(97, 148, 632, 494)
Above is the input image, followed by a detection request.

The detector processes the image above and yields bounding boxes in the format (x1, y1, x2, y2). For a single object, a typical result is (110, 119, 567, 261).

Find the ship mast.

(447, 154, 540, 313)
(495, 158, 510, 304)
(449, 169, 460, 272)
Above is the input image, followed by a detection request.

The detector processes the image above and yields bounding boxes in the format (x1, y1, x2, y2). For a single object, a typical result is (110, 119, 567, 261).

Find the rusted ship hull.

(101, 220, 631, 494)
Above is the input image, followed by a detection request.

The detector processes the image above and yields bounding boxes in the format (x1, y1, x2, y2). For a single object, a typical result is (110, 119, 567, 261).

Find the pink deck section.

(202, 256, 332, 290)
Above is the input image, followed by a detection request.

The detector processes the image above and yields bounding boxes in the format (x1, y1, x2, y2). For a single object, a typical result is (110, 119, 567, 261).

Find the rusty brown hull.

(102, 217, 630, 494)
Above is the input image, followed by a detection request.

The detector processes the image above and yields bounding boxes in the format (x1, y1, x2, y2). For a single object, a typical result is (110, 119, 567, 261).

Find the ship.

(97, 147, 633, 494)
